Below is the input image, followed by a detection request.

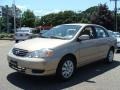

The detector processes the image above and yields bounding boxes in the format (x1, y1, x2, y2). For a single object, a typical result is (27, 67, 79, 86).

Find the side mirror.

(77, 35, 90, 41)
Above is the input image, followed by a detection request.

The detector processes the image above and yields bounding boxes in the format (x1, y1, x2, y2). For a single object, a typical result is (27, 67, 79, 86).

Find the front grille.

(12, 48, 28, 57)
(9, 62, 26, 73)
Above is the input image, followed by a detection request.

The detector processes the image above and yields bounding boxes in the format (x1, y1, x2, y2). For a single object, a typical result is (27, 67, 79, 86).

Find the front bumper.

(7, 52, 57, 76)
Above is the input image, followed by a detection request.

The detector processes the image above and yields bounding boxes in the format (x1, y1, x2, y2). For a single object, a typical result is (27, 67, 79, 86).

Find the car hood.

(14, 38, 69, 51)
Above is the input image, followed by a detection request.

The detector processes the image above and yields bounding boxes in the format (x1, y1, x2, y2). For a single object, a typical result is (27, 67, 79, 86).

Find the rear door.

(94, 26, 110, 59)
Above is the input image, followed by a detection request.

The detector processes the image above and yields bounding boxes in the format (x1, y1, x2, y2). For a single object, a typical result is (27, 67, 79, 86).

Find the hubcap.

(62, 60, 74, 79)
(108, 51, 114, 62)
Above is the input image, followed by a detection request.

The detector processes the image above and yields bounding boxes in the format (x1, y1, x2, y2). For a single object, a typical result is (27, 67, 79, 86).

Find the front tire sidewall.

(56, 57, 76, 81)
(106, 49, 114, 63)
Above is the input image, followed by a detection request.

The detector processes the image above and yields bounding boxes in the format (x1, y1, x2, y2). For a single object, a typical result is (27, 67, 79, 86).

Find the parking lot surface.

(0, 40, 120, 90)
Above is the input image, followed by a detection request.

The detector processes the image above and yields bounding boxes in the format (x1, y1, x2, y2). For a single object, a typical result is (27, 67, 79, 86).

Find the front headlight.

(26, 49, 54, 58)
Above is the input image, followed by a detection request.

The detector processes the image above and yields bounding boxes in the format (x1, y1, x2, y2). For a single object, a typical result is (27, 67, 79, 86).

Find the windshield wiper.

(40, 35, 68, 40)
(50, 36, 66, 40)
(39, 35, 49, 38)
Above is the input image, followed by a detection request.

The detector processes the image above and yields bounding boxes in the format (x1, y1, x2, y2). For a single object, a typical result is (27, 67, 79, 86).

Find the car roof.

(17, 27, 34, 30)
(62, 23, 102, 27)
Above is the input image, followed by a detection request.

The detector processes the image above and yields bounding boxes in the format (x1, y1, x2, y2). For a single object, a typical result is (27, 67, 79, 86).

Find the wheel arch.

(56, 53, 77, 80)
(57, 53, 77, 71)
(61, 53, 77, 65)
(110, 46, 115, 52)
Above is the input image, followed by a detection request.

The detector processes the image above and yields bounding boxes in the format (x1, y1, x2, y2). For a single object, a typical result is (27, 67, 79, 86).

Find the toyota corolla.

(7, 23, 116, 80)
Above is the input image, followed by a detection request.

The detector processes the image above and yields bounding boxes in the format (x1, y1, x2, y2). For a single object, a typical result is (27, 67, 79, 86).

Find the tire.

(105, 49, 114, 63)
(15, 40, 19, 43)
(56, 56, 76, 81)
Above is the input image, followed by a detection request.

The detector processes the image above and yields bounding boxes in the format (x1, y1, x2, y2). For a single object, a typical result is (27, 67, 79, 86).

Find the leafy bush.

(0, 33, 14, 39)
(0, 34, 5, 38)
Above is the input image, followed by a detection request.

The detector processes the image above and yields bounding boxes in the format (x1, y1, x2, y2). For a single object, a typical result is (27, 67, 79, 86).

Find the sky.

(0, 0, 119, 16)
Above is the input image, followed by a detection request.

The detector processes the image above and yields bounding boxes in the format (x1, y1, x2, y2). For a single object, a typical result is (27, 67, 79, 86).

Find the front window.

(80, 26, 96, 39)
(41, 25, 81, 40)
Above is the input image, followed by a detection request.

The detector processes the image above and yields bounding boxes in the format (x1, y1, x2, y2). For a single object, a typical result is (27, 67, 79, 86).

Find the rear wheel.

(56, 56, 76, 81)
(105, 49, 114, 63)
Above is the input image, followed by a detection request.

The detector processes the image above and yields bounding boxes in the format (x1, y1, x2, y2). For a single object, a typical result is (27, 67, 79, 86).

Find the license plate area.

(10, 60, 17, 66)
(9, 60, 25, 72)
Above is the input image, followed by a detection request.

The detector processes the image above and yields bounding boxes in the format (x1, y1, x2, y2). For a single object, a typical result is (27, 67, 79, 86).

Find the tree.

(117, 13, 120, 32)
(0, 5, 21, 33)
(91, 4, 114, 30)
(21, 9, 35, 27)
(36, 4, 114, 31)
(39, 13, 57, 26)
(39, 11, 77, 26)
(78, 6, 98, 23)
(0, 17, 5, 32)
(34, 16, 41, 27)
(80, 18, 90, 23)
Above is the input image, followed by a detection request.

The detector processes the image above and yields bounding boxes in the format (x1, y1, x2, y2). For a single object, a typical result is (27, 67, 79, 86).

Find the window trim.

(78, 25, 97, 40)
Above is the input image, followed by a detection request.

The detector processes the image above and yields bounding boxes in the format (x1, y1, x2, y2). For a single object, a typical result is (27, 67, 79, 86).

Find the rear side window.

(95, 27, 109, 38)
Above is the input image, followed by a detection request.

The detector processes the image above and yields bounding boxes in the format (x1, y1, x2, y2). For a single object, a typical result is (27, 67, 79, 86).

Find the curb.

(0, 38, 14, 40)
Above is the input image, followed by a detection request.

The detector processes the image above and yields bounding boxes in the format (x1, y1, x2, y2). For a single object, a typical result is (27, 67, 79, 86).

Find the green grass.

(0, 33, 14, 39)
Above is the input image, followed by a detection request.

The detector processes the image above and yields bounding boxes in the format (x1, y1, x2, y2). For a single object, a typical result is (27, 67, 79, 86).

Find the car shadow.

(7, 60, 120, 90)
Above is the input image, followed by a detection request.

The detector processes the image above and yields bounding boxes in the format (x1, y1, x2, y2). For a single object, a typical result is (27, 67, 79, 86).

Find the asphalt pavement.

(0, 40, 120, 90)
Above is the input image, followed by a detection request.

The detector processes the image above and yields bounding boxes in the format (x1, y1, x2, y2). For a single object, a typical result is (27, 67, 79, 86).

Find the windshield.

(41, 25, 81, 40)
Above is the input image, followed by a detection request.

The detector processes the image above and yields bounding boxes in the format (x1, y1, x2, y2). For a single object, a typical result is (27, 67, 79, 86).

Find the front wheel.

(105, 49, 114, 63)
(56, 56, 76, 81)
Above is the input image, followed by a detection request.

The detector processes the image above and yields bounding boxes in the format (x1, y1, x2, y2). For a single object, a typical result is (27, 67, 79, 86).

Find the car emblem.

(15, 50, 20, 55)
